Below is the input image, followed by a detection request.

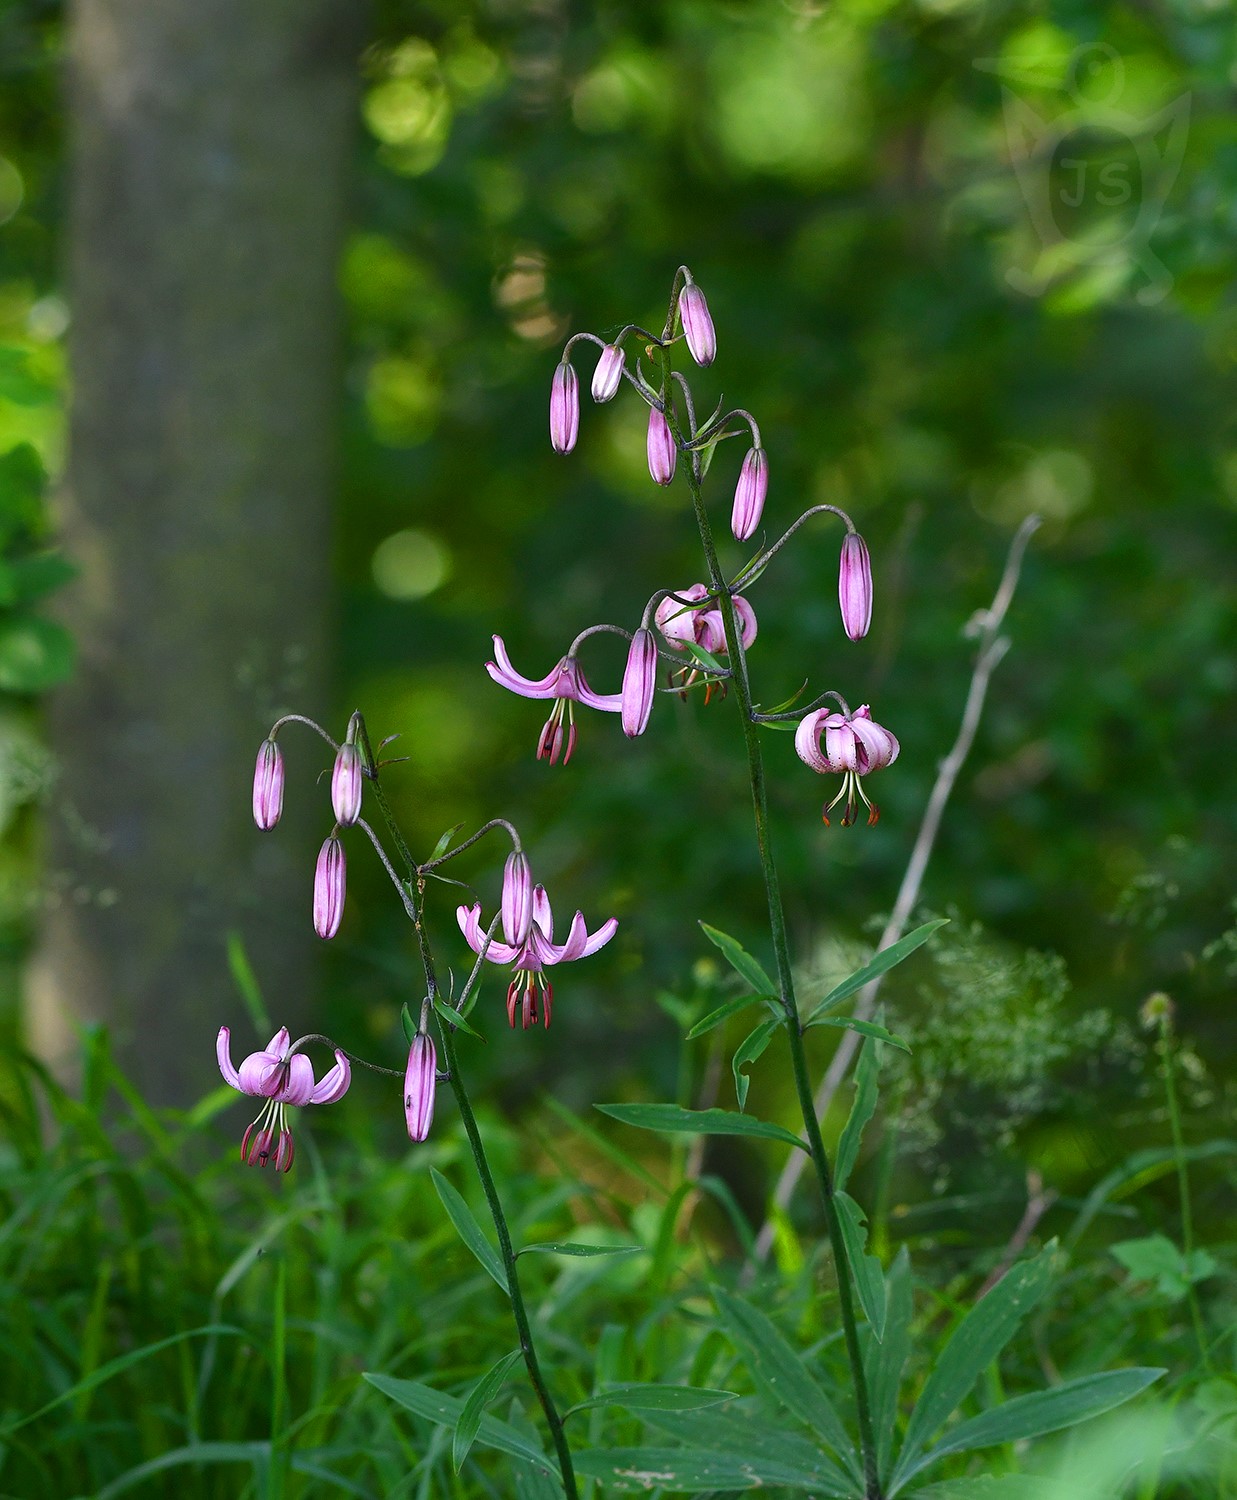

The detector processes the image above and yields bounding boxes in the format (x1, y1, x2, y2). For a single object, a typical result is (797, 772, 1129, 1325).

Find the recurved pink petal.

(822, 716, 859, 772)
(278, 1052, 317, 1106)
(487, 637, 564, 699)
(850, 713, 900, 771)
(732, 595, 759, 650)
(556, 910, 618, 962)
(531, 884, 554, 940)
(794, 710, 833, 774)
(456, 901, 520, 965)
(217, 1026, 242, 1091)
(310, 1049, 352, 1105)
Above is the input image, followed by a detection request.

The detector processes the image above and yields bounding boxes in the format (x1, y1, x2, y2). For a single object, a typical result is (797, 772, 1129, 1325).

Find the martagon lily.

(486, 635, 621, 764)
(794, 703, 899, 826)
(217, 1026, 351, 1171)
(457, 870, 617, 1030)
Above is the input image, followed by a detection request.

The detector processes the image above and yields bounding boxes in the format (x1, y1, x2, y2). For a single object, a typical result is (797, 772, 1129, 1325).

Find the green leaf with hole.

(430, 1168, 509, 1295)
(732, 1017, 779, 1110)
(454, 1350, 524, 1472)
(805, 920, 948, 1023)
(698, 923, 776, 996)
(835, 1192, 886, 1341)
(596, 1103, 808, 1153)
(574, 1445, 836, 1491)
(567, 1384, 736, 1418)
(836, 1033, 882, 1193)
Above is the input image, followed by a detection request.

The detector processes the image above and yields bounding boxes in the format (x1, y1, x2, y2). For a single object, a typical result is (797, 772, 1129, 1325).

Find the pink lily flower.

(486, 635, 622, 765)
(794, 703, 899, 826)
(655, 584, 758, 658)
(838, 533, 873, 641)
(217, 1025, 351, 1171)
(457, 882, 617, 1030)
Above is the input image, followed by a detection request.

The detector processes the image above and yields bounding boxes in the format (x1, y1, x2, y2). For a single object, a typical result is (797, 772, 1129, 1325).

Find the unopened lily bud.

(591, 343, 625, 403)
(549, 359, 579, 453)
(331, 742, 363, 826)
(252, 739, 284, 830)
(502, 850, 533, 945)
(313, 835, 346, 939)
(732, 447, 768, 541)
(678, 280, 716, 367)
(621, 628, 658, 738)
(839, 533, 873, 641)
(404, 1032, 437, 1142)
(647, 407, 676, 485)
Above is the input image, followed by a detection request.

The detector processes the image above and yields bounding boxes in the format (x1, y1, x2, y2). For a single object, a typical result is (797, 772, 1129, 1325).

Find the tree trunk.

(31, 0, 361, 1102)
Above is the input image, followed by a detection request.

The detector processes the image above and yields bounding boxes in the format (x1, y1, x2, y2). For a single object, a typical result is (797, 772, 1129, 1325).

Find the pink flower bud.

(502, 850, 533, 945)
(313, 835, 346, 939)
(839, 533, 873, 641)
(621, 628, 658, 738)
(591, 343, 625, 403)
(731, 447, 768, 541)
(647, 407, 676, 486)
(252, 739, 284, 830)
(549, 360, 579, 453)
(331, 742, 363, 826)
(678, 281, 716, 367)
(404, 1032, 437, 1142)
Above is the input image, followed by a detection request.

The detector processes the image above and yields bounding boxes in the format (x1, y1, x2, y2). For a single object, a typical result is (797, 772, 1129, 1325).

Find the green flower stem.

(662, 359, 882, 1499)
(408, 874, 580, 1500)
(1159, 1011, 1211, 1372)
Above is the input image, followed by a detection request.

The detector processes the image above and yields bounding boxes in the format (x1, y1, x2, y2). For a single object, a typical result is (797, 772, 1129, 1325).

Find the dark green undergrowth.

(0, 1021, 1232, 1500)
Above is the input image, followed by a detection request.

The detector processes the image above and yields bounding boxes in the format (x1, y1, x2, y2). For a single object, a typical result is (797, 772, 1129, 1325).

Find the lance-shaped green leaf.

(518, 1242, 642, 1259)
(686, 992, 776, 1040)
(432, 993, 485, 1040)
(363, 1373, 555, 1475)
(574, 1444, 837, 1492)
(733, 1017, 779, 1110)
(682, 640, 727, 675)
(638, 1407, 855, 1495)
(596, 1103, 808, 1153)
(430, 1167, 509, 1295)
(891, 1244, 1056, 1485)
(865, 1245, 913, 1483)
(698, 922, 776, 997)
(454, 1350, 524, 1472)
(805, 1016, 910, 1052)
(835, 1192, 887, 1341)
(567, 1384, 737, 1418)
(427, 823, 465, 862)
(836, 1033, 882, 1193)
(891, 1367, 1165, 1491)
(805, 919, 948, 1023)
(713, 1289, 860, 1481)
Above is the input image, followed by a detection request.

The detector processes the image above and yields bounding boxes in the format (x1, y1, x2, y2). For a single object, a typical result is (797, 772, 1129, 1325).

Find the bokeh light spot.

(371, 529, 452, 601)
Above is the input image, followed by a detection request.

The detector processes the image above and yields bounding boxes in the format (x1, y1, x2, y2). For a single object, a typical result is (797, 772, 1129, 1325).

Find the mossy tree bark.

(32, 0, 363, 1100)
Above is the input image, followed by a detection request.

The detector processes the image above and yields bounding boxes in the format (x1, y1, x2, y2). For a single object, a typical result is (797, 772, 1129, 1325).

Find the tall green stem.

(662, 367, 882, 1498)
(407, 874, 579, 1500)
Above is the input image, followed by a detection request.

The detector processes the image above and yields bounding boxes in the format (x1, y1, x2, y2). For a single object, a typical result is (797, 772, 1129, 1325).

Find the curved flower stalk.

(795, 703, 900, 826)
(217, 1026, 351, 1171)
(486, 636, 622, 764)
(457, 879, 617, 1030)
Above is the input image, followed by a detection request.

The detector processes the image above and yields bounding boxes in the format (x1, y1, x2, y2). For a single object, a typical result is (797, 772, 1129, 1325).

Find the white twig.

(748, 514, 1041, 1266)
